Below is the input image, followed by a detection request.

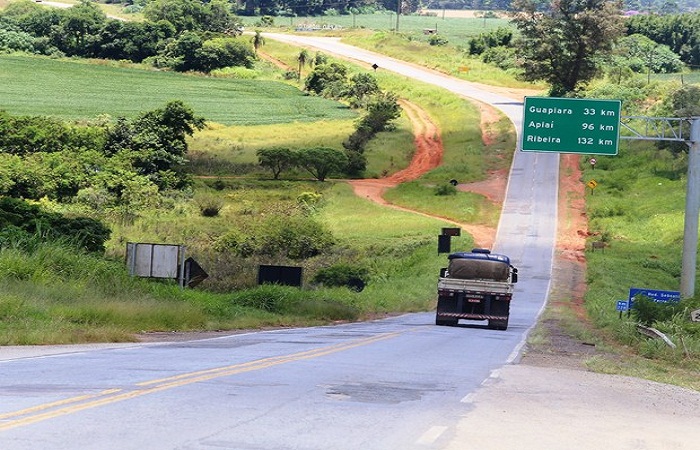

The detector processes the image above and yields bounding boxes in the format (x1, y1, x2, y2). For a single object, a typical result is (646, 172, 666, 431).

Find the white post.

(681, 118, 700, 298)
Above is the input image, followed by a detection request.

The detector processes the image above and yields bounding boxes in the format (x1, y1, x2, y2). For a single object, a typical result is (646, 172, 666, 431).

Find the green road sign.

(521, 97, 621, 155)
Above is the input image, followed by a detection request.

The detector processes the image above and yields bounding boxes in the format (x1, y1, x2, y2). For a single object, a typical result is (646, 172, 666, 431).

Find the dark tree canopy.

(511, 0, 625, 96)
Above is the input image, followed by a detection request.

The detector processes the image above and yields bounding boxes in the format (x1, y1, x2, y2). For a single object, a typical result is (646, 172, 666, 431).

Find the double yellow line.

(0, 329, 406, 431)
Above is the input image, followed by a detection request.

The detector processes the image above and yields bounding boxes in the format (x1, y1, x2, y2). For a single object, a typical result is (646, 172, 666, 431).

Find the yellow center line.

(0, 389, 122, 421)
(0, 329, 410, 432)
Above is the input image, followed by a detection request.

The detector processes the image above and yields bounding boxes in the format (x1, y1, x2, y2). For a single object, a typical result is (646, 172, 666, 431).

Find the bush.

(481, 46, 517, 71)
(195, 193, 224, 217)
(0, 197, 111, 252)
(264, 215, 335, 259)
(632, 295, 684, 326)
(428, 34, 448, 46)
(312, 263, 370, 291)
(434, 183, 457, 196)
(215, 214, 335, 259)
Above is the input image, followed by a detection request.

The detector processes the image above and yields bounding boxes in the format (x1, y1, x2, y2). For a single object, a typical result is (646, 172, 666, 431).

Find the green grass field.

(0, 54, 357, 125)
(243, 12, 511, 43)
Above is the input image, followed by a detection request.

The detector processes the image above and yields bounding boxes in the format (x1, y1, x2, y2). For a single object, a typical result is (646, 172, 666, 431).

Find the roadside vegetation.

(1, 0, 700, 390)
(0, 0, 496, 346)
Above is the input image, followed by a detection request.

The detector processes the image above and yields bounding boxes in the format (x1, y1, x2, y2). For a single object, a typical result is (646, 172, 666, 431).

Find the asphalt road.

(4, 315, 529, 449)
(0, 35, 559, 449)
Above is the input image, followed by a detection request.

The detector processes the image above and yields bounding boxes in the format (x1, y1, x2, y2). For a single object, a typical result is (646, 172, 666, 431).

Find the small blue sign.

(629, 288, 681, 304)
(616, 300, 629, 311)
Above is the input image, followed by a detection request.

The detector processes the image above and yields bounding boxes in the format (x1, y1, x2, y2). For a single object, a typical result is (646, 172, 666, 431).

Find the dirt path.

(348, 98, 508, 248)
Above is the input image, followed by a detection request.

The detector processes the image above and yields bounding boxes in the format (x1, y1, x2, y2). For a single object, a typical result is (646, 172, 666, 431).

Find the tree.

(304, 62, 348, 95)
(616, 34, 683, 79)
(257, 147, 296, 179)
(345, 73, 381, 108)
(296, 48, 310, 81)
(196, 37, 256, 72)
(251, 30, 265, 54)
(143, 0, 206, 33)
(654, 84, 700, 155)
(511, 0, 625, 96)
(362, 91, 401, 133)
(296, 147, 348, 182)
(56, 0, 107, 56)
(162, 31, 203, 72)
(105, 101, 205, 189)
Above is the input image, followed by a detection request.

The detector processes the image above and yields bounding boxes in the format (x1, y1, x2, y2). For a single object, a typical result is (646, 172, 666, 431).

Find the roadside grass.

(0, 181, 457, 344)
(384, 182, 500, 227)
(568, 140, 700, 389)
(188, 120, 358, 174)
(336, 29, 544, 89)
(0, 54, 356, 125)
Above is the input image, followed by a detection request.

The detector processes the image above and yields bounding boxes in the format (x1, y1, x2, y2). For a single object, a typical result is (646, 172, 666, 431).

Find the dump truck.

(435, 248, 518, 330)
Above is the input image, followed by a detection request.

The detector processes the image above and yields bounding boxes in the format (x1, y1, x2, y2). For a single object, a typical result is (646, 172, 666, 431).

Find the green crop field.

(243, 13, 511, 44)
(0, 54, 357, 125)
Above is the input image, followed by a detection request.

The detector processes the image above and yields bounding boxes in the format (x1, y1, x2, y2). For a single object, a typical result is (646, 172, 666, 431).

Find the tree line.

(0, 0, 253, 73)
(0, 101, 203, 208)
(462, 0, 698, 97)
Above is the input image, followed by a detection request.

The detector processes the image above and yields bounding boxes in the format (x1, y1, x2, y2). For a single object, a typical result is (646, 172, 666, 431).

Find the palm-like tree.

(251, 30, 265, 55)
(296, 49, 310, 81)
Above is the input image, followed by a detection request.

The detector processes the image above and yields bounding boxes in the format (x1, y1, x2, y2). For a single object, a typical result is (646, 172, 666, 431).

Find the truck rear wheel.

(436, 315, 458, 326)
(488, 317, 508, 331)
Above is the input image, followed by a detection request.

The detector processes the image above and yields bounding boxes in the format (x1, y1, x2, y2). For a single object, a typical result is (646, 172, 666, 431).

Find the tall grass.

(578, 140, 700, 388)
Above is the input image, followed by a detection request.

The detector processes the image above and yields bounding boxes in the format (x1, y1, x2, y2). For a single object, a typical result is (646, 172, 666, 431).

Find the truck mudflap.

(435, 311, 510, 330)
(436, 312, 509, 321)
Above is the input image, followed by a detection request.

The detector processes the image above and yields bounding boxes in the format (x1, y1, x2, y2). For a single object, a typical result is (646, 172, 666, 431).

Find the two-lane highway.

(1, 35, 558, 449)
(4, 314, 526, 449)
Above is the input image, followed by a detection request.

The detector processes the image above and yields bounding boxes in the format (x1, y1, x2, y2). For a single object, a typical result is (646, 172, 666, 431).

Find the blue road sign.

(629, 288, 681, 303)
(616, 300, 629, 311)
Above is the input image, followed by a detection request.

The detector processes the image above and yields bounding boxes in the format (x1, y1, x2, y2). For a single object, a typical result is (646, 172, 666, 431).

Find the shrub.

(632, 295, 684, 326)
(195, 193, 224, 217)
(312, 263, 370, 291)
(283, 70, 298, 80)
(588, 200, 627, 219)
(481, 46, 517, 71)
(428, 34, 448, 46)
(263, 215, 335, 259)
(297, 191, 324, 214)
(434, 183, 457, 196)
(0, 197, 110, 252)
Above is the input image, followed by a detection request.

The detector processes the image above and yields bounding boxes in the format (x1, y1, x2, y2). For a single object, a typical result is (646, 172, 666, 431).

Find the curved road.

(0, 36, 558, 449)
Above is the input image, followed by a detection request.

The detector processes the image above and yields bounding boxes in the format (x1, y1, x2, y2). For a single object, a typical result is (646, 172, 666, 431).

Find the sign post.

(521, 97, 621, 155)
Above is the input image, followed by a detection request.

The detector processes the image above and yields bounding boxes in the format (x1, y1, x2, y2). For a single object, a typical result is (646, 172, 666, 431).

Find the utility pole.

(618, 116, 700, 297)
(395, 1, 400, 32)
(681, 118, 700, 298)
